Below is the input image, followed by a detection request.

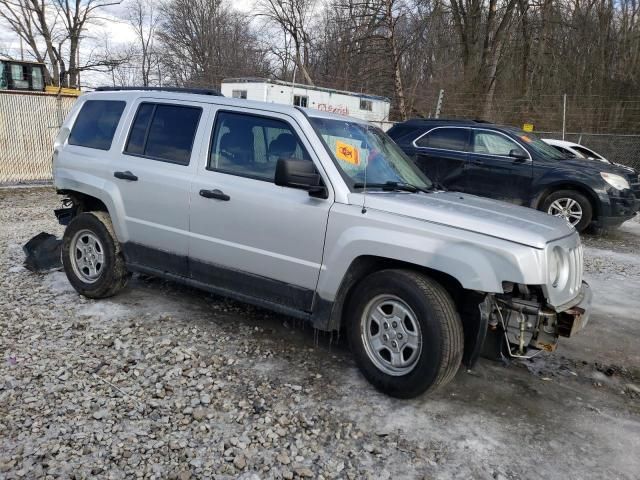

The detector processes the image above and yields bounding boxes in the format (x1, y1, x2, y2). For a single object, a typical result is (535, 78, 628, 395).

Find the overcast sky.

(0, 0, 254, 88)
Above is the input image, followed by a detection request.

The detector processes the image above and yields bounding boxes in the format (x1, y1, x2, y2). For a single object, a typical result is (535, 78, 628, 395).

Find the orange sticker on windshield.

(336, 141, 360, 165)
(520, 135, 532, 143)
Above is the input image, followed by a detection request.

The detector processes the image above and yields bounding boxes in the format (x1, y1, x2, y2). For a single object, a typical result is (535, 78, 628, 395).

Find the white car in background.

(542, 139, 638, 178)
(542, 139, 610, 163)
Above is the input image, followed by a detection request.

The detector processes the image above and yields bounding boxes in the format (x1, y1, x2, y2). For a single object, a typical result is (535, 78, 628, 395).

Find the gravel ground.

(1, 187, 639, 480)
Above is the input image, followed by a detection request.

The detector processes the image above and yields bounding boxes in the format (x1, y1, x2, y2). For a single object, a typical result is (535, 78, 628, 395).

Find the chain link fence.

(1, 89, 638, 185)
(0, 91, 76, 185)
(535, 132, 640, 170)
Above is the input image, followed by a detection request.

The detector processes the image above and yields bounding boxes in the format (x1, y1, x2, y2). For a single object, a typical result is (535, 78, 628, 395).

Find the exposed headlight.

(600, 172, 630, 191)
(549, 246, 569, 288)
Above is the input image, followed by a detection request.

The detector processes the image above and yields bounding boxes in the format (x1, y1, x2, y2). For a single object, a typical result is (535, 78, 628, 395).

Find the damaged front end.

(480, 282, 592, 359)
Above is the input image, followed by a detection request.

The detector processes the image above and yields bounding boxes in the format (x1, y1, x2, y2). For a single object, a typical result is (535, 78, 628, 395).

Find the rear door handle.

(114, 171, 138, 181)
(199, 189, 230, 201)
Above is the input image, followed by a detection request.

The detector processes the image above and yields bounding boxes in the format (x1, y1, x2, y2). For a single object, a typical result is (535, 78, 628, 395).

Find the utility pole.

(290, 63, 297, 105)
(562, 93, 567, 140)
(435, 89, 445, 119)
(76, 46, 81, 89)
(20, 37, 24, 61)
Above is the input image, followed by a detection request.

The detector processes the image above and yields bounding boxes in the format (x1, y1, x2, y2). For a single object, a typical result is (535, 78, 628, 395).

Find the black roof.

(400, 118, 494, 126)
(95, 86, 223, 96)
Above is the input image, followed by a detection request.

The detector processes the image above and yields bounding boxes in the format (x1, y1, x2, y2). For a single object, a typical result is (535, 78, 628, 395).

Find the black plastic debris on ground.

(23, 232, 62, 272)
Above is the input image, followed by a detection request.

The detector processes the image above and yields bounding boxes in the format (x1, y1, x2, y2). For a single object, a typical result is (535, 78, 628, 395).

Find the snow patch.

(43, 271, 75, 294)
(77, 301, 131, 322)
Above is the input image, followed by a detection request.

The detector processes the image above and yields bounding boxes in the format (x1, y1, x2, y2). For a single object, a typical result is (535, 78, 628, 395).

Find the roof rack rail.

(407, 118, 469, 123)
(94, 86, 223, 96)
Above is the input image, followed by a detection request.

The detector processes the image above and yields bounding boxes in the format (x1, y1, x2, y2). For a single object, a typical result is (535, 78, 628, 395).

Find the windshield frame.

(307, 115, 433, 192)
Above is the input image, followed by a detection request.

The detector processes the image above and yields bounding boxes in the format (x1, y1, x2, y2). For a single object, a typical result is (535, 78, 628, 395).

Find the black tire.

(61, 211, 130, 298)
(541, 189, 593, 233)
(346, 269, 464, 398)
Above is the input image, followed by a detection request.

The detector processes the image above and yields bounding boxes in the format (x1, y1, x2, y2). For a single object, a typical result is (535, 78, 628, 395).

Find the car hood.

(556, 157, 636, 176)
(348, 190, 574, 248)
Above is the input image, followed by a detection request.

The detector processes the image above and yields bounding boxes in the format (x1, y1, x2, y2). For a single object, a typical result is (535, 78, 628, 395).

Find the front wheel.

(347, 270, 464, 398)
(541, 190, 593, 232)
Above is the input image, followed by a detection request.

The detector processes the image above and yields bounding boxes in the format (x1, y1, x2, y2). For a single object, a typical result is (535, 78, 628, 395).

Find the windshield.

(506, 128, 567, 160)
(309, 117, 432, 190)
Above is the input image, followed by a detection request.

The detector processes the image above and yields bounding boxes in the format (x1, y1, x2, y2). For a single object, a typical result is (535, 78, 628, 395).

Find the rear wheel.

(347, 269, 464, 398)
(541, 190, 593, 232)
(62, 212, 130, 298)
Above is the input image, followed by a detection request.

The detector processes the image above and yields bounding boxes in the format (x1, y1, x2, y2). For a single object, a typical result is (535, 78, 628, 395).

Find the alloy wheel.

(70, 229, 105, 283)
(360, 295, 422, 376)
(548, 198, 583, 226)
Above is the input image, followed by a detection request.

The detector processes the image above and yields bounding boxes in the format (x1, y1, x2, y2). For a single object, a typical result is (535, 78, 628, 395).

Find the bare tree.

(0, 0, 124, 87)
(158, 0, 271, 88)
(449, 0, 519, 117)
(0, 0, 60, 83)
(126, 0, 159, 86)
(51, 0, 124, 87)
(101, 35, 139, 86)
(257, 0, 316, 85)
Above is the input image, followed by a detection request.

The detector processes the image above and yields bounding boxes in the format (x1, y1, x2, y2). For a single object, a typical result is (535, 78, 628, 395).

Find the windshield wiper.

(353, 181, 433, 193)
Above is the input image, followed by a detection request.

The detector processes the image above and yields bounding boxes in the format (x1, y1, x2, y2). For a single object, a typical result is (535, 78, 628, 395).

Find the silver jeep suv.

(52, 87, 592, 398)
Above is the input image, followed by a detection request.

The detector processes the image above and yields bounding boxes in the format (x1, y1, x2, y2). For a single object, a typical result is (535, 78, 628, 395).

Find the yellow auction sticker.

(336, 141, 360, 165)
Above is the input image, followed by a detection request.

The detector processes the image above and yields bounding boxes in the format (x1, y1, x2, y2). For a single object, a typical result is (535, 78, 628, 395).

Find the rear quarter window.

(68, 100, 126, 150)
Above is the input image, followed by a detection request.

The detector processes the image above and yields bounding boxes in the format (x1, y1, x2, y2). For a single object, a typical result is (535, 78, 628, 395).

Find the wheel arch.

(531, 182, 600, 220)
(56, 185, 128, 242)
(60, 189, 109, 213)
(311, 255, 487, 367)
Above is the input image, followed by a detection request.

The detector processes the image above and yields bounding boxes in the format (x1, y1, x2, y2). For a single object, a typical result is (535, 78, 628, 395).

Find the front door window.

(472, 131, 527, 157)
(209, 111, 311, 181)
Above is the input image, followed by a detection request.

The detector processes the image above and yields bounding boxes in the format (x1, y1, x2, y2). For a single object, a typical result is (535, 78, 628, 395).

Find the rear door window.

(416, 128, 469, 151)
(68, 100, 126, 150)
(125, 103, 202, 165)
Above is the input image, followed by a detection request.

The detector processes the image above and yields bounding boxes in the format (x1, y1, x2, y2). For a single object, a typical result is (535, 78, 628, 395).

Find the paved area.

(1, 187, 638, 479)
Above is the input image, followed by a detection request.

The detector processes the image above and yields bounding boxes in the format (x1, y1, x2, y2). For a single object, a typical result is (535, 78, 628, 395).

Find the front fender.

(530, 169, 603, 210)
(317, 203, 546, 302)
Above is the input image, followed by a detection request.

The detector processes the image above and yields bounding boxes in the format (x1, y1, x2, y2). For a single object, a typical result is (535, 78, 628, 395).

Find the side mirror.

(509, 149, 528, 161)
(275, 158, 327, 198)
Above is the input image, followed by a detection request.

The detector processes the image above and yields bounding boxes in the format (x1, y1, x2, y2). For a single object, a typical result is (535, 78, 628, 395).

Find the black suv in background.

(387, 119, 640, 232)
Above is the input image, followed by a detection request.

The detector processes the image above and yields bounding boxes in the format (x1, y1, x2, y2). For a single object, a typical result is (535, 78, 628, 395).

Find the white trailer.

(221, 77, 391, 127)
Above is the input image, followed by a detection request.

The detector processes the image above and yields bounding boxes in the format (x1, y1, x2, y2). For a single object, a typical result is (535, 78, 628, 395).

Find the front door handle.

(199, 189, 230, 201)
(114, 171, 138, 181)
